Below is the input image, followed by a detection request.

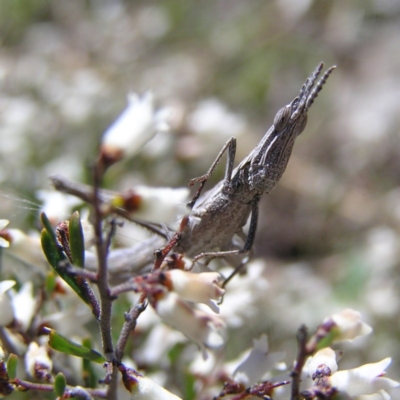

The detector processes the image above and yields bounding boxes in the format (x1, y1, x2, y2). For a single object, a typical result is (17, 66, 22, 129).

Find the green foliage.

(40, 212, 90, 305)
(54, 372, 67, 397)
(69, 211, 85, 268)
(6, 354, 18, 380)
(46, 328, 106, 364)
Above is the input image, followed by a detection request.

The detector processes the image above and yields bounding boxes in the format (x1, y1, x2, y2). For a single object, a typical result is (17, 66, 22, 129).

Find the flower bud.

(119, 365, 182, 399)
(25, 342, 53, 381)
(307, 348, 338, 379)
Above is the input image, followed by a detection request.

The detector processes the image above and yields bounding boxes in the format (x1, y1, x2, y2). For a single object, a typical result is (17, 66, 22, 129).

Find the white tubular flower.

(120, 366, 182, 399)
(112, 186, 189, 224)
(0, 280, 16, 326)
(329, 309, 372, 342)
(329, 358, 399, 398)
(101, 92, 169, 164)
(153, 292, 225, 359)
(0, 220, 10, 248)
(25, 342, 53, 381)
(233, 334, 285, 386)
(164, 270, 225, 312)
(307, 348, 338, 378)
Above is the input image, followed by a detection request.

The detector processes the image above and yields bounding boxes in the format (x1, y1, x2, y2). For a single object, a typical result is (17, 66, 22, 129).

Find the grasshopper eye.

(273, 105, 291, 130)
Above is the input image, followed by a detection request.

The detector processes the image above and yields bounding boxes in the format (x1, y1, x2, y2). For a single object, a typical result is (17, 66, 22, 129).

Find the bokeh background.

(1, 0, 400, 398)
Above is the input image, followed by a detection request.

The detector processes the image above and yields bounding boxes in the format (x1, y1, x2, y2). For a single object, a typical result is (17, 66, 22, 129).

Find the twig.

(91, 163, 118, 400)
(291, 325, 309, 400)
(115, 294, 147, 362)
(50, 174, 170, 239)
(12, 378, 107, 398)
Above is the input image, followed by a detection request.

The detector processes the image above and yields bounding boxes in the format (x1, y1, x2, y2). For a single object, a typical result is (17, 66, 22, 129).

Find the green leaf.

(69, 211, 85, 268)
(45, 328, 106, 364)
(6, 354, 18, 380)
(41, 229, 89, 305)
(82, 338, 99, 388)
(54, 372, 67, 397)
(45, 271, 57, 295)
(40, 212, 56, 241)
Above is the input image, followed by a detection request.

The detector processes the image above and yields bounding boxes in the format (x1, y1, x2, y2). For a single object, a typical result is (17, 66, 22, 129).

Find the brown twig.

(115, 294, 147, 362)
(291, 325, 309, 400)
(12, 378, 107, 398)
(91, 163, 118, 400)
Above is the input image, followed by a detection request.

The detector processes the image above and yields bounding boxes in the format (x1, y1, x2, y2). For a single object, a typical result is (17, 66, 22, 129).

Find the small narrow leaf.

(69, 211, 85, 268)
(41, 229, 89, 305)
(6, 354, 18, 380)
(45, 328, 106, 364)
(40, 212, 56, 241)
(54, 372, 67, 397)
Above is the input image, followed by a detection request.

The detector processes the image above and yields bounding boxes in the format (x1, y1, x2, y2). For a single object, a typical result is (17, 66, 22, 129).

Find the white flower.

(112, 186, 189, 224)
(307, 348, 338, 378)
(328, 309, 372, 342)
(0, 280, 16, 326)
(36, 190, 82, 226)
(188, 98, 247, 139)
(101, 92, 169, 163)
(120, 366, 182, 399)
(25, 342, 53, 381)
(152, 292, 225, 359)
(329, 358, 399, 398)
(233, 334, 285, 386)
(164, 270, 225, 312)
(0, 229, 47, 271)
(0, 220, 10, 248)
(10, 282, 36, 331)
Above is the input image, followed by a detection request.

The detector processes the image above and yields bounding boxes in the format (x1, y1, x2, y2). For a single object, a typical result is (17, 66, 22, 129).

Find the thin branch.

(12, 379, 107, 398)
(109, 279, 138, 297)
(291, 325, 309, 400)
(91, 163, 117, 400)
(115, 294, 147, 362)
(50, 174, 170, 239)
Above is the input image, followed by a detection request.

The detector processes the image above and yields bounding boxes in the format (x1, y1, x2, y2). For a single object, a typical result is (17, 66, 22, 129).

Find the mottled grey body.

(176, 63, 335, 262)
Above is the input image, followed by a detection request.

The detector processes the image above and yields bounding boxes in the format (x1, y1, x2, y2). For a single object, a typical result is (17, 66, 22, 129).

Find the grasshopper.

(175, 62, 335, 271)
(51, 63, 335, 282)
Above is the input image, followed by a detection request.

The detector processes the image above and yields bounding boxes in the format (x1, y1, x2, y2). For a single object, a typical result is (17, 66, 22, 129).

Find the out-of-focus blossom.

(111, 186, 189, 224)
(119, 365, 182, 399)
(0, 280, 16, 326)
(151, 292, 225, 359)
(9, 282, 36, 331)
(329, 358, 399, 398)
(307, 348, 338, 378)
(188, 98, 247, 139)
(161, 270, 225, 312)
(233, 334, 285, 386)
(100, 92, 169, 165)
(36, 190, 82, 226)
(0, 220, 10, 248)
(328, 309, 372, 343)
(25, 342, 53, 381)
(0, 228, 47, 270)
